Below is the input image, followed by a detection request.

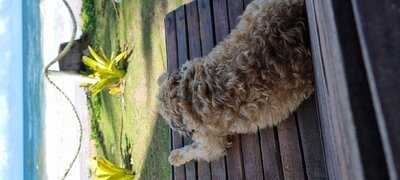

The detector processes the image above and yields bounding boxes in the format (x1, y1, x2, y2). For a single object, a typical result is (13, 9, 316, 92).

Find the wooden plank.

(226, 135, 244, 180)
(304, 1, 340, 179)
(296, 96, 328, 179)
(172, 135, 186, 180)
(176, 5, 196, 180)
(165, 12, 178, 73)
(198, 0, 215, 54)
(186, 2, 205, 179)
(255, 7, 308, 180)
(313, 0, 365, 179)
(191, 1, 214, 180)
(230, 0, 264, 179)
(190, 140, 210, 179)
(197, 161, 211, 180)
(324, 1, 389, 180)
(227, 0, 264, 179)
(310, 0, 364, 179)
(259, 128, 284, 180)
(176, 6, 188, 66)
(191, 0, 216, 180)
(184, 138, 197, 180)
(186, 2, 202, 58)
(209, 0, 229, 180)
(227, 0, 244, 29)
(241, 134, 264, 180)
(351, 1, 400, 179)
(306, 0, 390, 179)
(165, 11, 185, 180)
(212, 0, 229, 42)
(224, 1, 245, 179)
(211, 160, 227, 180)
(240, 0, 285, 179)
(277, 116, 305, 180)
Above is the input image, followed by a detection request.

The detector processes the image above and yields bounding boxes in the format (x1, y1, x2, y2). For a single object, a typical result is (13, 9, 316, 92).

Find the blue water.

(22, 0, 44, 179)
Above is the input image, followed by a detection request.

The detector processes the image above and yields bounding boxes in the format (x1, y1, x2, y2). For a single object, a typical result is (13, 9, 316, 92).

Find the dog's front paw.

(169, 149, 188, 166)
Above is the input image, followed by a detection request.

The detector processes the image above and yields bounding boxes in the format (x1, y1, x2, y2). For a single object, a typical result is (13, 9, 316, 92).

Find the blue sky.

(0, 0, 23, 179)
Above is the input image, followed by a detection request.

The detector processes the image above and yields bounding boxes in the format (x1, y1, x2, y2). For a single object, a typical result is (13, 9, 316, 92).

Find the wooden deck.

(306, 0, 400, 179)
(164, 0, 327, 179)
(164, 0, 400, 179)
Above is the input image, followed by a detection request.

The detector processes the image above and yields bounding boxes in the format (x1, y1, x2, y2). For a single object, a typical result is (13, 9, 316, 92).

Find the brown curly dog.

(157, 0, 313, 166)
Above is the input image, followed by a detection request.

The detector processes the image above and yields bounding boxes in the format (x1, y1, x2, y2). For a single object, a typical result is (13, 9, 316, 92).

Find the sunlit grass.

(82, 0, 189, 179)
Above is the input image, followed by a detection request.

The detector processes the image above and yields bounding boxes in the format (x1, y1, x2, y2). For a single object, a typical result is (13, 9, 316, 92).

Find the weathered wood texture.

(350, 1, 400, 179)
(165, 0, 327, 179)
(306, 0, 399, 179)
(165, 12, 186, 180)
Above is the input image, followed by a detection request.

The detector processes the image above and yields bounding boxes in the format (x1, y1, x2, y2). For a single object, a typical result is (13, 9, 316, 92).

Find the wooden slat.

(165, 12, 178, 73)
(209, 1, 228, 179)
(184, 138, 197, 180)
(351, 1, 400, 179)
(277, 116, 305, 180)
(176, 6, 196, 180)
(186, 2, 202, 58)
(197, 161, 211, 180)
(198, 0, 215, 54)
(226, 136, 243, 180)
(211, 160, 227, 180)
(329, 1, 388, 180)
(296, 96, 328, 179)
(228, 0, 264, 179)
(311, 1, 364, 179)
(225, 1, 245, 180)
(269, 3, 309, 179)
(242, 1, 286, 179)
(186, 2, 206, 179)
(227, 0, 244, 28)
(309, 0, 364, 179)
(165, 11, 185, 180)
(259, 128, 284, 180)
(306, 0, 390, 179)
(176, 6, 188, 66)
(212, 0, 229, 42)
(189, 1, 214, 180)
(304, 1, 340, 179)
(241, 134, 264, 180)
(186, 1, 211, 180)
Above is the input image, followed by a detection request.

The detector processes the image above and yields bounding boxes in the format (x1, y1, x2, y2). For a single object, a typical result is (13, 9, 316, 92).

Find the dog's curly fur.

(157, 0, 313, 166)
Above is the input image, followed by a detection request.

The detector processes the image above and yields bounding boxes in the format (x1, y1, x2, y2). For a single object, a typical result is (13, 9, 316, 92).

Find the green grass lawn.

(82, 0, 189, 179)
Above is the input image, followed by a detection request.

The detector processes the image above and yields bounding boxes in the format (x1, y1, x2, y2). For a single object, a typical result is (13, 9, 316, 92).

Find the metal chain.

(43, 0, 83, 179)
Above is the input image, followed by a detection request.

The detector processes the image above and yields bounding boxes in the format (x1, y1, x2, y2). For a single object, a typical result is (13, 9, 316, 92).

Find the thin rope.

(43, 0, 83, 179)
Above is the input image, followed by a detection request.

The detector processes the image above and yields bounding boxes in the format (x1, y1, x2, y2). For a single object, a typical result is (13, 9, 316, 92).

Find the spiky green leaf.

(89, 46, 107, 65)
(99, 48, 111, 63)
(109, 51, 127, 69)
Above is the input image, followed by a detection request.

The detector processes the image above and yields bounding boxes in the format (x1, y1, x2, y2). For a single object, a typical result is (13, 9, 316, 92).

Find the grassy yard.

(82, 0, 189, 179)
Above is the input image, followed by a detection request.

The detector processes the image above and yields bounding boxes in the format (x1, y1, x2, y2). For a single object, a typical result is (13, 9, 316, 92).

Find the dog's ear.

(158, 72, 168, 86)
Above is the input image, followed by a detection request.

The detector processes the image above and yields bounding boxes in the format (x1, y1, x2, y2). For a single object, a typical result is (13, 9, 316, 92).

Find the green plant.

(92, 158, 135, 180)
(82, 46, 130, 96)
(81, 0, 96, 34)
